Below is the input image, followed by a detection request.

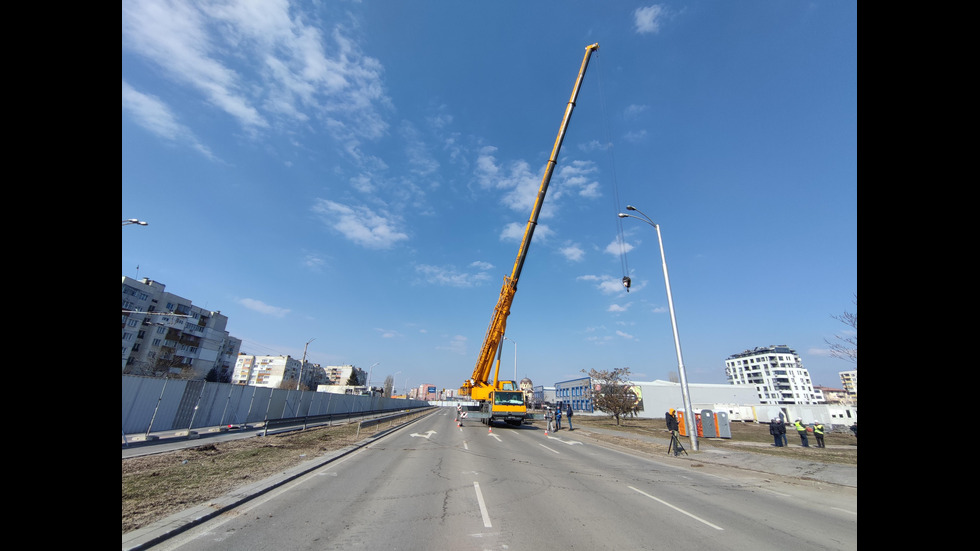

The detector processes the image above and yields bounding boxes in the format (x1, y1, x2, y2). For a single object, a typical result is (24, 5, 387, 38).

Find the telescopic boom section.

(461, 43, 599, 399)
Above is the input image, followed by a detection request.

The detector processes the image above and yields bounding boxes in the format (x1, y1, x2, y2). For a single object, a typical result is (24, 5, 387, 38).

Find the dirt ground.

(571, 416, 858, 465)
(122, 423, 367, 534)
(122, 414, 856, 534)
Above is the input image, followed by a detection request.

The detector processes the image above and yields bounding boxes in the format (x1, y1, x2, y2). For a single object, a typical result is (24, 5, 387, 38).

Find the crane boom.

(461, 43, 599, 406)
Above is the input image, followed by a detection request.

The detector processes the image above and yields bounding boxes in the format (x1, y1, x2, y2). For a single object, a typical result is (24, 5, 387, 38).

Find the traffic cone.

(488, 426, 492, 434)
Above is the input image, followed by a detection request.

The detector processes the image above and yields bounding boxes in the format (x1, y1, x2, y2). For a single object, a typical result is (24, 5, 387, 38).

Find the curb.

(122, 414, 429, 550)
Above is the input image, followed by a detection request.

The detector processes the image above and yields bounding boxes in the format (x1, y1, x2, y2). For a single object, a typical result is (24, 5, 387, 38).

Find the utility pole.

(298, 338, 315, 390)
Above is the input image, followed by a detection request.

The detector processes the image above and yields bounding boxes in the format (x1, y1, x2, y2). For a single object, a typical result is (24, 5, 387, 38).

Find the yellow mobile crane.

(460, 43, 599, 427)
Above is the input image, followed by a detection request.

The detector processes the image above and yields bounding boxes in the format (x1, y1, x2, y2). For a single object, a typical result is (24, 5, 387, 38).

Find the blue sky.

(122, 1, 857, 394)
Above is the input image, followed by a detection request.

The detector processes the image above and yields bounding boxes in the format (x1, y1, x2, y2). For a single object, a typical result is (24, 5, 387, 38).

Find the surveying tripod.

(667, 430, 688, 456)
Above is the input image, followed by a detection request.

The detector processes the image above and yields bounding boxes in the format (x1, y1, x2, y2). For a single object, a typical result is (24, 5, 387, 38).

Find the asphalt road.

(126, 408, 857, 550)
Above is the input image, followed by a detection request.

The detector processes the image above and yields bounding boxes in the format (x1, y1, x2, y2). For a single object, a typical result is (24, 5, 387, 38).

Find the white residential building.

(319, 365, 366, 386)
(839, 370, 857, 399)
(122, 277, 241, 380)
(232, 354, 302, 388)
(724, 345, 824, 405)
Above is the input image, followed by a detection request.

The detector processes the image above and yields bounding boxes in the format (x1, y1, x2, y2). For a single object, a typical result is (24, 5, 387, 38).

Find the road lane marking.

(474, 481, 492, 528)
(410, 430, 437, 439)
(628, 486, 724, 531)
(539, 443, 560, 454)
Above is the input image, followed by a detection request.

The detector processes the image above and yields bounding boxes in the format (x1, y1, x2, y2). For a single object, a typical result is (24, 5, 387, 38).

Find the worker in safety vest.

(794, 419, 810, 447)
(813, 421, 825, 448)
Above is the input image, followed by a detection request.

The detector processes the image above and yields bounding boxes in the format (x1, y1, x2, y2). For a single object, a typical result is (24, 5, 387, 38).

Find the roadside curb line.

(122, 412, 433, 551)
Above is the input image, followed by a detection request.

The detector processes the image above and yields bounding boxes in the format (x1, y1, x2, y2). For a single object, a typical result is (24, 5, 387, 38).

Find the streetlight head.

(626, 205, 637, 211)
(617, 213, 628, 218)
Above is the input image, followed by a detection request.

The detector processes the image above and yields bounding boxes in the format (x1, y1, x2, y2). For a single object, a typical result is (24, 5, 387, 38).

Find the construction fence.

(122, 374, 430, 436)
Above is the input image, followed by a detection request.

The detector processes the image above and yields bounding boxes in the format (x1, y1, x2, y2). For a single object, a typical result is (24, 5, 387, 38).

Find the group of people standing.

(769, 417, 825, 448)
(545, 403, 573, 432)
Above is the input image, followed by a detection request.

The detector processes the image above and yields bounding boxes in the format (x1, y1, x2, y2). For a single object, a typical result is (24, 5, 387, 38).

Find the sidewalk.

(572, 426, 857, 488)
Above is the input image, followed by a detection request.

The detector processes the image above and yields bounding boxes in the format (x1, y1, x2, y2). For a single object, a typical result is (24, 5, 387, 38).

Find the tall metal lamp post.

(366, 362, 380, 394)
(297, 338, 315, 390)
(618, 205, 698, 451)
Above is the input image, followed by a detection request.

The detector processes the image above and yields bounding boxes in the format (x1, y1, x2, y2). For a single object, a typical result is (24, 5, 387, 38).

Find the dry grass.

(123, 423, 370, 534)
(570, 415, 858, 465)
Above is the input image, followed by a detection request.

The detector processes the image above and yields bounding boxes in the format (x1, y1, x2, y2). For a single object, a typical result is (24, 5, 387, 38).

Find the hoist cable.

(593, 51, 631, 290)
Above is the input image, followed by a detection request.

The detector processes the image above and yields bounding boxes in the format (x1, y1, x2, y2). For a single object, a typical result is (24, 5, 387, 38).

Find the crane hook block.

(622, 276, 631, 292)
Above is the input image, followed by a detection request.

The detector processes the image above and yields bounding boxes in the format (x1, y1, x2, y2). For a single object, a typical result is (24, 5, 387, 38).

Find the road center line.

(628, 486, 724, 531)
(473, 481, 492, 527)
(539, 443, 560, 454)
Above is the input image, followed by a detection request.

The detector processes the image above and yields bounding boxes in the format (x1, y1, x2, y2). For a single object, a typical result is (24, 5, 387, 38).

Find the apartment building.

(122, 276, 241, 380)
(320, 365, 366, 386)
(724, 345, 824, 405)
(232, 354, 302, 388)
(839, 370, 857, 400)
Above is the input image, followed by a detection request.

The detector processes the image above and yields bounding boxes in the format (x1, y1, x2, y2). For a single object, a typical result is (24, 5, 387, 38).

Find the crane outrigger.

(460, 43, 599, 426)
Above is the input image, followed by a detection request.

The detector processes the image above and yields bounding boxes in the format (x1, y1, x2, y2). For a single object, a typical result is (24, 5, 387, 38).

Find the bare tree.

(826, 294, 857, 365)
(582, 367, 640, 425)
(383, 375, 395, 397)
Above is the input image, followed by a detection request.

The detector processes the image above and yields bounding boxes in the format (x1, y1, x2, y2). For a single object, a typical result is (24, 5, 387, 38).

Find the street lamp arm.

(616, 203, 699, 451)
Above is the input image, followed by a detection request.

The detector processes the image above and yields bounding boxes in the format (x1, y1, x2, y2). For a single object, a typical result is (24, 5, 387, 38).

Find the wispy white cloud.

(438, 334, 468, 355)
(375, 327, 403, 339)
(400, 121, 440, 177)
(557, 160, 602, 199)
(474, 146, 542, 214)
(634, 5, 667, 34)
(623, 129, 648, 142)
(624, 104, 650, 119)
(238, 298, 291, 318)
(500, 222, 553, 243)
(121, 0, 390, 158)
(578, 274, 631, 295)
(605, 237, 635, 256)
(579, 139, 613, 153)
(415, 263, 493, 287)
(311, 199, 409, 249)
(122, 80, 215, 159)
(616, 330, 636, 340)
(560, 244, 585, 262)
(302, 252, 326, 272)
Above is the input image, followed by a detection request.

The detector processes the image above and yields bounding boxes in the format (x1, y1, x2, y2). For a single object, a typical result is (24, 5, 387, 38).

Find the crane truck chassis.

(458, 43, 599, 427)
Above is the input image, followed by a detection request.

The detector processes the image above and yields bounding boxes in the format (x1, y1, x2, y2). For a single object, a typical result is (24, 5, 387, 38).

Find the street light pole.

(298, 338, 315, 390)
(122, 218, 148, 226)
(366, 362, 380, 394)
(392, 371, 402, 398)
(618, 205, 698, 451)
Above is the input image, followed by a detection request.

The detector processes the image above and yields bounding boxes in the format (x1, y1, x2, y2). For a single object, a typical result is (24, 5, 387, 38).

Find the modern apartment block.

(232, 354, 302, 388)
(839, 370, 857, 400)
(724, 345, 824, 405)
(122, 276, 241, 380)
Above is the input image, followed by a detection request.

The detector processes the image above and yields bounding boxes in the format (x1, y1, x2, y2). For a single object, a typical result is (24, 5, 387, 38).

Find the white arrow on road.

(546, 435, 583, 445)
(411, 430, 437, 439)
